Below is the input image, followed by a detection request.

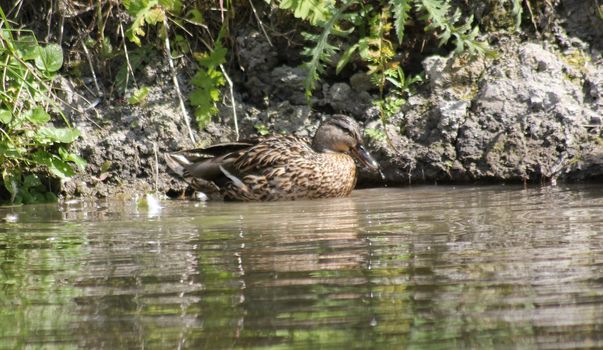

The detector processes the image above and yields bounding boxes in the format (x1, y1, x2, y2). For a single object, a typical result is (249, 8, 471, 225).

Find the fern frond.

(302, 3, 350, 99)
(390, 0, 412, 43)
(415, 0, 490, 55)
(277, 0, 335, 25)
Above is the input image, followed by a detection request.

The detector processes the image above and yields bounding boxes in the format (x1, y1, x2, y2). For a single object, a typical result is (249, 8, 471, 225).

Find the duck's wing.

(234, 135, 313, 173)
(164, 139, 261, 181)
(179, 140, 258, 157)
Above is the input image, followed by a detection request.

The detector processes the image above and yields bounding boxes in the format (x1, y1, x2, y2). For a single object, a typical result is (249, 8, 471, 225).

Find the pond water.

(1, 185, 603, 349)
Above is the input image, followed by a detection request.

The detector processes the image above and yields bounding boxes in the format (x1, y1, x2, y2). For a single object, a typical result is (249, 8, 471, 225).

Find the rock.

(375, 37, 603, 184)
(326, 82, 373, 119)
(350, 72, 373, 92)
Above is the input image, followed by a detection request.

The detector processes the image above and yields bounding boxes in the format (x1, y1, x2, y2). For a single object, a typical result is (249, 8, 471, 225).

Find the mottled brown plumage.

(165, 115, 379, 201)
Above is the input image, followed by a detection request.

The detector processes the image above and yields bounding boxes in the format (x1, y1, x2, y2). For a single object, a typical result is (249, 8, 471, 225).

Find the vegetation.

(0, 0, 538, 203)
(0, 7, 84, 204)
(276, 0, 490, 142)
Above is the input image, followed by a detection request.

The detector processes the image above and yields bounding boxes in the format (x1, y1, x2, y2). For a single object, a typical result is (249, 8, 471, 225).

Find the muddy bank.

(59, 0, 603, 199)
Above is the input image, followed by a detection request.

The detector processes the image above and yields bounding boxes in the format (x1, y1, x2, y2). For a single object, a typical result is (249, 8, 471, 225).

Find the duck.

(164, 114, 379, 201)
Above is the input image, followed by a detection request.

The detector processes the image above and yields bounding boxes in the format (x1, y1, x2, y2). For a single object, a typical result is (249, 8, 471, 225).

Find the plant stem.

(163, 17, 196, 145)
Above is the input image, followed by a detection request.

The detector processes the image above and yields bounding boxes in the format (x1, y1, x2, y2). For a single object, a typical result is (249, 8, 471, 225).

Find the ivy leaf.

(36, 127, 81, 144)
(27, 107, 50, 125)
(0, 109, 12, 124)
(35, 44, 63, 72)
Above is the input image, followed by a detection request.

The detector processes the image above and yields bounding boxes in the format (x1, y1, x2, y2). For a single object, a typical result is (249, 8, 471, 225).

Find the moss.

(476, 1, 517, 32)
(561, 49, 590, 74)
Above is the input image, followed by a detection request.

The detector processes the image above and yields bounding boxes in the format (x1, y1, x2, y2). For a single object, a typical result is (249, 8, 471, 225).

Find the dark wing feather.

(180, 139, 260, 157)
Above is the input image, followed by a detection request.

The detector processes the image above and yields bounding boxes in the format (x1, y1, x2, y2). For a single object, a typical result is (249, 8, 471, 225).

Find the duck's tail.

(164, 153, 191, 178)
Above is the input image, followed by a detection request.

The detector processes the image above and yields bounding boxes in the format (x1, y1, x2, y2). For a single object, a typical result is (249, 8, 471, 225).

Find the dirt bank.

(53, 0, 603, 199)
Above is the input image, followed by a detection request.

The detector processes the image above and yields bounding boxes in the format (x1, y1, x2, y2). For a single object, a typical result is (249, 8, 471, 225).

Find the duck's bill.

(352, 144, 380, 170)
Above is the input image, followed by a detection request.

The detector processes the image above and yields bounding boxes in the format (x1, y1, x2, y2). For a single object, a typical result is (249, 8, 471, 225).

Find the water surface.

(1, 185, 603, 349)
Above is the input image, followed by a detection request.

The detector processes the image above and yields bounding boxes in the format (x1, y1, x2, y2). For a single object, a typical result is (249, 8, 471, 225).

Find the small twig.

(58, 14, 64, 46)
(45, 0, 53, 43)
(219, 0, 225, 22)
(248, 0, 273, 47)
(163, 17, 196, 144)
(220, 64, 238, 141)
(12, 69, 27, 114)
(119, 22, 137, 93)
(167, 16, 193, 37)
(80, 41, 102, 96)
(524, 0, 540, 36)
(153, 142, 159, 193)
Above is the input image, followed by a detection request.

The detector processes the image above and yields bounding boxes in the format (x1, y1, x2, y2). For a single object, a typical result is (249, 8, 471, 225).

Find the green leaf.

(32, 151, 75, 178)
(123, 0, 160, 45)
(278, 0, 333, 25)
(58, 147, 87, 171)
(123, 0, 157, 16)
(67, 153, 87, 171)
(159, 0, 182, 14)
(2, 169, 20, 200)
(127, 86, 150, 105)
(35, 44, 63, 72)
(189, 88, 211, 107)
(391, 0, 411, 43)
(144, 7, 165, 25)
(27, 107, 50, 125)
(22, 174, 42, 189)
(101, 161, 112, 173)
(197, 44, 227, 69)
(186, 9, 205, 25)
(15, 35, 39, 60)
(302, 3, 350, 98)
(0, 109, 12, 124)
(336, 43, 358, 74)
(36, 127, 80, 144)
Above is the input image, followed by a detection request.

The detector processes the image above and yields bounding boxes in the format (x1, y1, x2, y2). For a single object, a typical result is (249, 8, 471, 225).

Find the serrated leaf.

(123, 0, 157, 15)
(336, 43, 358, 74)
(197, 44, 227, 68)
(35, 44, 63, 72)
(159, 0, 182, 13)
(127, 86, 150, 105)
(144, 7, 165, 25)
(391, 0, 411, 43)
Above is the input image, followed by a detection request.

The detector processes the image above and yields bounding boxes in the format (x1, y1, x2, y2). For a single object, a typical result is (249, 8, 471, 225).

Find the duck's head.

(312, 115, 379, 170)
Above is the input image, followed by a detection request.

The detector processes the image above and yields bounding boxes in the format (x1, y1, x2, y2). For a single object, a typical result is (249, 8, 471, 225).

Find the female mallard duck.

(165, 115, 379, 201)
